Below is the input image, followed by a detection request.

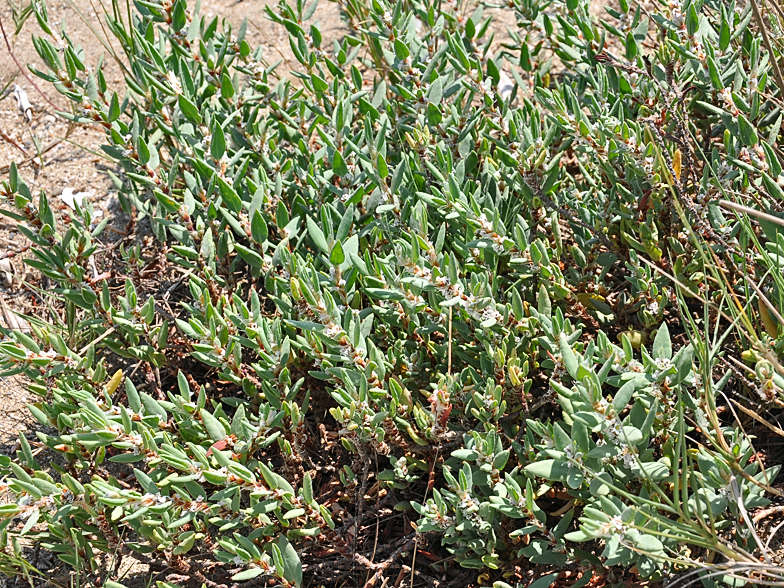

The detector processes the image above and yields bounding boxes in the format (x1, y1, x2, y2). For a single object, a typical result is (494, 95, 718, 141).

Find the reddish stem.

(0, 14, 59, 111)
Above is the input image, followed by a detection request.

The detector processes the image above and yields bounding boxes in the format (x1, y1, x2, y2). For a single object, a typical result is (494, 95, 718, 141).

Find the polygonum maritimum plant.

(2, 0, 784, 585)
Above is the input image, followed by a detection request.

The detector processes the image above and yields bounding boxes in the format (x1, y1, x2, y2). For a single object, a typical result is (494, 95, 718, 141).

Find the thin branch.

(743, 273, 784, 326)
(529, 175, 618, 251)
(754, 505, 784, 523)
(362, 536, 416, 588)
(0, 131, 29, 156)
(0, 138, 63, 174)
(719, 199, 784, 229)
(0, 14, 58, 110)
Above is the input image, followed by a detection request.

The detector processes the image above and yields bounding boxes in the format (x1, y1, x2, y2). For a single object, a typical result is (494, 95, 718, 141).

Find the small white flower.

(618, 446, 636, 468)
(324, 322, 342, 338)
(564, 443, 584, 467)
(718, 480, 736, 500)
(601, 515, 627, 539)
(481, 306, 501, 322)
(167, 71, 183, 95)
(606, 418, 623, 443)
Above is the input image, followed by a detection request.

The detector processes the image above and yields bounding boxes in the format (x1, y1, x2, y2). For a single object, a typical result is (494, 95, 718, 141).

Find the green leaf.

(377, 153, 388, 180)
(612, 380, 636, 414)
(137, 138, 150, 166)
(235, 243, 264, 268)
(427, 103, 442, 126)
(333, 150, 348, 176)
(686, 4, 699, 36)
(211, 121, 226, 160)
(330, 240, 345, 265)
(126, 379, 141, 413)
(259, 462, 294, 494)
(707, 55, 723, 90)
(524, 459, 570, 482)
(303, 472, 313, 503)
(738, 114, 758, 146)
(391, 158, 407, 195)
(763, 142, 782, 177)
(558, 332, 579, 378)
(566, 468, 584, 489)
(672, 343, 694, 384)
(169, 0, 185, 30)
(428, 77, 443, 105)
(652, 322, 672, 360)
(20, 507, 39, 535)
(275, 536, 302, 585)
(251, 209, 268, 243)
(140, 391, 167, 421)
(336, 205, 354, 242)
(634, 533, 664, 555)
(394, 39, 410, 60)
(200, 408, 227, 441)
(108, 93, 121, 122)
(625, 31, 637, 60)
(217, 177, 242, 213)
(365, 288, 404, 301)
(178, 94, 201, 123)
(719, 14, 730, 52)
(307, 216, 329, 253)
(538, 284, 551, 317)
(528, 572, 560, 588)
(220, 72, 235, 99)
(451, 449, 479, 460)
(231, 569, 263, 581)
(311, 73, 329, 93)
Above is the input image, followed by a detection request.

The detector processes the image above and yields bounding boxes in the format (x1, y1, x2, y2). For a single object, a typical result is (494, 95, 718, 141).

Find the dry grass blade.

(750, 0, 784, 98)
(743, 274, 784, 326)
(670, 562, 784, 588)
(730, 475, 772, 563)
(731, 399, 784, 438)
(719, 199, 784, 228)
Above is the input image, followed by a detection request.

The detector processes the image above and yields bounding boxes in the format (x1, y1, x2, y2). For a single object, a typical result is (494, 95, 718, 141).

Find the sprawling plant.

(2, 0, 784, 585)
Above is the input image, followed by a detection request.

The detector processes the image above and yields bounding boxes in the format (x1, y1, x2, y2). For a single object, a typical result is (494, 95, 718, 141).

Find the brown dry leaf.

(673, 148, 682, 181)
(0, 294, 31, 333)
